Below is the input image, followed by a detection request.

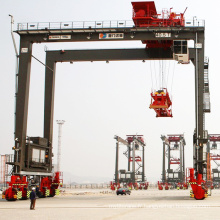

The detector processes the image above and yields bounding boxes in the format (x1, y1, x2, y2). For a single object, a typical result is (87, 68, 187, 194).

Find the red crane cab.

(132, 1, 185, 27)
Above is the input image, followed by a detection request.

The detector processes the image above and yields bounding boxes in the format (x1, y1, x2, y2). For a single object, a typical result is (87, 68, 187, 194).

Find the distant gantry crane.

(0, 155, 9, 186)
(111, 135, 148, 190)
(158, 134, 186, 190)
(207, 134, 220, 189)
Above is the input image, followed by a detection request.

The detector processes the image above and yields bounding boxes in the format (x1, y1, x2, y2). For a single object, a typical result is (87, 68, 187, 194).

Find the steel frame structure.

(114, 135, 145, 184)
(0, 155, 6, 184)
(161, 134, 186, 186)
(207, 134, 220, 187)
(12, 22, 206, 181)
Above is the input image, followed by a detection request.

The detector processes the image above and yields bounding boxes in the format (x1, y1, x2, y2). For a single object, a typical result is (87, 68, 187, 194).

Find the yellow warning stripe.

(187, 182, 197, 185)
(27, 191, 31, 198)
(45, 189, 50, 197)
(17, 191, 22, 199)
(55, 189, 60, 195)
(12, 184, 27, 186)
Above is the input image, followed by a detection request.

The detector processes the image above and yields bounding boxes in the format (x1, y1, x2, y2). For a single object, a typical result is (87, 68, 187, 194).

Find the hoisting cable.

(164, 60, 167, 88)
(150, 59, 159, 91)
(154, 60, 158, 89)
(170, 61, 176, 96)
(31, 55, 54, 72)
(150, 60, 154, 90)
(161, 59, 164, 88)
(159, 59, 162, 89)
(162, 59, 169, 89)
(166, 60, 171, 90)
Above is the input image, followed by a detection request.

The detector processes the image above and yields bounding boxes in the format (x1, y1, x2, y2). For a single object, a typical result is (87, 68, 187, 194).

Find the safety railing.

(185, 19, 205, 27)
(17, 20, 134, 31)
(5, 154, 14, 163)
(17, 19, 205, 31)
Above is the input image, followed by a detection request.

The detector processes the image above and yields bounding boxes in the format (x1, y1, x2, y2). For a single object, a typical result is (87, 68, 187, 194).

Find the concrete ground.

(1, 188, 220, 220)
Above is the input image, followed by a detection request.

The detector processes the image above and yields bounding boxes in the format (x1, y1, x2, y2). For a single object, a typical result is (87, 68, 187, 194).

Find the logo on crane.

(99, 33, 124, 39)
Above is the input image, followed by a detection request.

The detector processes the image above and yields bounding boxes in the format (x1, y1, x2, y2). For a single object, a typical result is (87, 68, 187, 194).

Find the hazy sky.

(1, 0, 220, 183)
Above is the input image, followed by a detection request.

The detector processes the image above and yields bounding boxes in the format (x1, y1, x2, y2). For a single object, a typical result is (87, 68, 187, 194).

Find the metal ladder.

(203, 57, 211, 113)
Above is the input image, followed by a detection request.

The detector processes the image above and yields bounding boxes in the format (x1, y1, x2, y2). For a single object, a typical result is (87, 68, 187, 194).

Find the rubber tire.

(6, 198, 16, 201)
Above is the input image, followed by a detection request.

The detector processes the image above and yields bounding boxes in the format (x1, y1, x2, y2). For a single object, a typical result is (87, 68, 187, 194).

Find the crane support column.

(192, 31, 205, 176)
(44, 58, 56, 172)
(142, 144, 145, 182)
(44, 58, 55, 142)
(180, 141, 183, 181)
(168, 145, 171, 171)
(14, 38, 33, 173)
(183, 142, 185, 179)
(162, 141, 166, 182)
(132, 142, 135, 183)
(115, 141, 119, 183)
(128, 145, 131, 172)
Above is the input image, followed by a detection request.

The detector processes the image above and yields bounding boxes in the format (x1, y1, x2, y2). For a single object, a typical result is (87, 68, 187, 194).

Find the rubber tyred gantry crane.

(5, 1, 209, 200)
(111, 135, 148, 190)
(158, 134, 186, 190)
(207, 134, 220, 189)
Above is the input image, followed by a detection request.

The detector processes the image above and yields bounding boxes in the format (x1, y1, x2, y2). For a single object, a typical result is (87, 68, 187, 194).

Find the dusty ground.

(1, 188, 220, 219)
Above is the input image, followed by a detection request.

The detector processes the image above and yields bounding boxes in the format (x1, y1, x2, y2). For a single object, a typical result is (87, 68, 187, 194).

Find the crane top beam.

(114, 135, 145, 147)
(15, 20, 204, 45)
(209, 134, 220, 142)
(167, 134, 186, 145)
(16, 19, 204, 34)
(133, 137, 146, 147)
(114, 135, 129, 146)
(161, 135, 169, 146)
